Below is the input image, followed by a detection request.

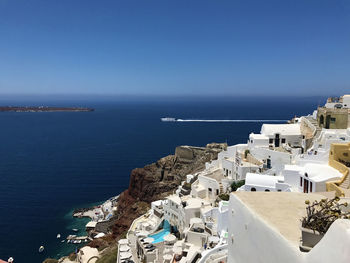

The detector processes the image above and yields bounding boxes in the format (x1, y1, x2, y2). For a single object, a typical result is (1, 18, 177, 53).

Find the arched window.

(251, 187, 256, 192)
(265, 189, 270, 192)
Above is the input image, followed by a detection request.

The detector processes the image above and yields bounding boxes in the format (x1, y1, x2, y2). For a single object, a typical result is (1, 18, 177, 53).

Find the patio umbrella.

(136, 231, 149, 237)
(163, 234, 176, 244)
(118, 239, 129, 245)
(173, 246, 182, 255)
(143, 237, 154, 243)
(119, 244, 130, 252)
(174, 240, 184, 248)
(120, 252, 132, 260)
(163, 254, 173, 261)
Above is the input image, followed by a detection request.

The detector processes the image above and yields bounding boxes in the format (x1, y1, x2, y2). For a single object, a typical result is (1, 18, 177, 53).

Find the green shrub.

(183, 182, 192, 190)
(219, 193, 230, 201)
(68, 253, 76, 261)
(231, 180, 245, 191)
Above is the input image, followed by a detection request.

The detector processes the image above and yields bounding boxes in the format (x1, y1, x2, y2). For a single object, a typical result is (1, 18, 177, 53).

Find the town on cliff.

(37, 95, 350, 263)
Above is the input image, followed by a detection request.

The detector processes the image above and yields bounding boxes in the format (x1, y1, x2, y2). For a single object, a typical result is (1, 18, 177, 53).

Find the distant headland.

(0, 106, 94, 112)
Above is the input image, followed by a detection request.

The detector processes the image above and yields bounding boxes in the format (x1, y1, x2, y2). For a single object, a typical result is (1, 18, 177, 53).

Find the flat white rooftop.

(261, 123, 301, 136)
(285, 163, 343, 182)
(232, 192, 326, 247)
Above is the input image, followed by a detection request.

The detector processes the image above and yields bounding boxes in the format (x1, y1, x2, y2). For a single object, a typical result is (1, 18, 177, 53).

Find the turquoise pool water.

(148, 220, 171, 243)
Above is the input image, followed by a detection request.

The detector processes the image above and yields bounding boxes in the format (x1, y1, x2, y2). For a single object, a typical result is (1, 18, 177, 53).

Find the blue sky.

(0, 0, 349, 96)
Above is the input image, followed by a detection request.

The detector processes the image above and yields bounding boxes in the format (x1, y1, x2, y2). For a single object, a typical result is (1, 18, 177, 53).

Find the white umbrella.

(173, 246, 182, 255)
(163, 234, 176, 244)
(163, 254, 173, 261)
(120, 252, 132, 260)
(119, 244, 130, 252)
(118, 239, 129, 245)
(174, 240, 184, 248)
(163, 248, 172, 254)
(136, 230, 149, 237)
(143, 237, 154, 243)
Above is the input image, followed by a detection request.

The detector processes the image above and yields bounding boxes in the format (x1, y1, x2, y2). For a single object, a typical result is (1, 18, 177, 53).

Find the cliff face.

(109, 143, 226, 239)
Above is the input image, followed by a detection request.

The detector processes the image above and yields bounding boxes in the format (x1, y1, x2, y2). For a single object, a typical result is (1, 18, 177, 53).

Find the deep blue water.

(0, 96, 325, 262)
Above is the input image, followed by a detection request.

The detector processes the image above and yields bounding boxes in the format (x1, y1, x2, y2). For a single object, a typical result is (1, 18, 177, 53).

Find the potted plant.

(300, 197, 350, 252)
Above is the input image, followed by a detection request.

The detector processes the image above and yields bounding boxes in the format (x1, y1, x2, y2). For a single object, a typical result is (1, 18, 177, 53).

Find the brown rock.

(110, 143, 226, 239)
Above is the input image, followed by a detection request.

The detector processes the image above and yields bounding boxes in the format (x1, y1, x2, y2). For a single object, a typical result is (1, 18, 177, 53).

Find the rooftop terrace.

(232, 192, 326, 247)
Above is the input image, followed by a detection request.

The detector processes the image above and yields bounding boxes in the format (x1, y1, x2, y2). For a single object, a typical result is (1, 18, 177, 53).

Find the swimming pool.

(148, 220, 171, 243)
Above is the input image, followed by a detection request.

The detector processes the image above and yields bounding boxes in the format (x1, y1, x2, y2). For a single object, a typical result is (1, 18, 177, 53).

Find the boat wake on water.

(161, 117, 286, 123)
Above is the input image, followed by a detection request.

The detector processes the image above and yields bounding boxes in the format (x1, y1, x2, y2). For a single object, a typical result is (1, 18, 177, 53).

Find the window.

(208, 188, 212, 192)
(310, 182, 313, 192)
(265, 189, 270, 192)
(281, 138, 286, 143)
(251, 187, 256, 192)
(216, 189, 219, 195)
(300, 177, 303, 187)
(330, 117, 336, 123)
(343, 153, 349, 157)
(251, 140, 253, 143)
(277, 189, 282, 192)
(305, 173, 308, 177)
(269, 139, 274, 144)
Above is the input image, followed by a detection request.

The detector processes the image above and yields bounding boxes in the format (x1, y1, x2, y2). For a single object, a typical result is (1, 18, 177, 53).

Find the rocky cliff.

(101, 143, 226, 243)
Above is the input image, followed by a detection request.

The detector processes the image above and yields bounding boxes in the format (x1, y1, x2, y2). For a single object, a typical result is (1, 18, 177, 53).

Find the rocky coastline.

(51, 143, 226, 262)
(0, 106, 94, 112)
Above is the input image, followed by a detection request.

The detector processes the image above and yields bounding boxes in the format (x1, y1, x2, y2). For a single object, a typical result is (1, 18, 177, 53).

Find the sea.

(0, 95, 326, 262)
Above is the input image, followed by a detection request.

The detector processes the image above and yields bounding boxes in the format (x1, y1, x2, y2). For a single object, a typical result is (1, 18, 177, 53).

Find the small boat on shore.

(57, 234, 61, 239)
(39, 246, 44, 253)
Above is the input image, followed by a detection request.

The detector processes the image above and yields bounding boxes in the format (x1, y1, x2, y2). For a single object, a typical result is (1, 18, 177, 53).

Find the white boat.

(161, 117, 177, 122)
(39, 246, 44, 253)
(61, 240, 65, 243)
(57, 234, 61, 239)
(72, 228, 78, 232)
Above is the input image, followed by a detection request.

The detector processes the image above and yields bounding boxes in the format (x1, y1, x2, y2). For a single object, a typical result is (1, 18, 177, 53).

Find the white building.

(257, 123, 303, 148)
(283, 163, 343, 193)
(164, 195, 211, 235)
(325, 94, 350, 109)
(243, 161, 343, 194)
(243, 173, 290, 192)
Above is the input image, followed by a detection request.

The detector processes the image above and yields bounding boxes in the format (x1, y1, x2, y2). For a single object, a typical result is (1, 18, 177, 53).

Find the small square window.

(281, 138, 286, 143)
(269, 139, 274, 144)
